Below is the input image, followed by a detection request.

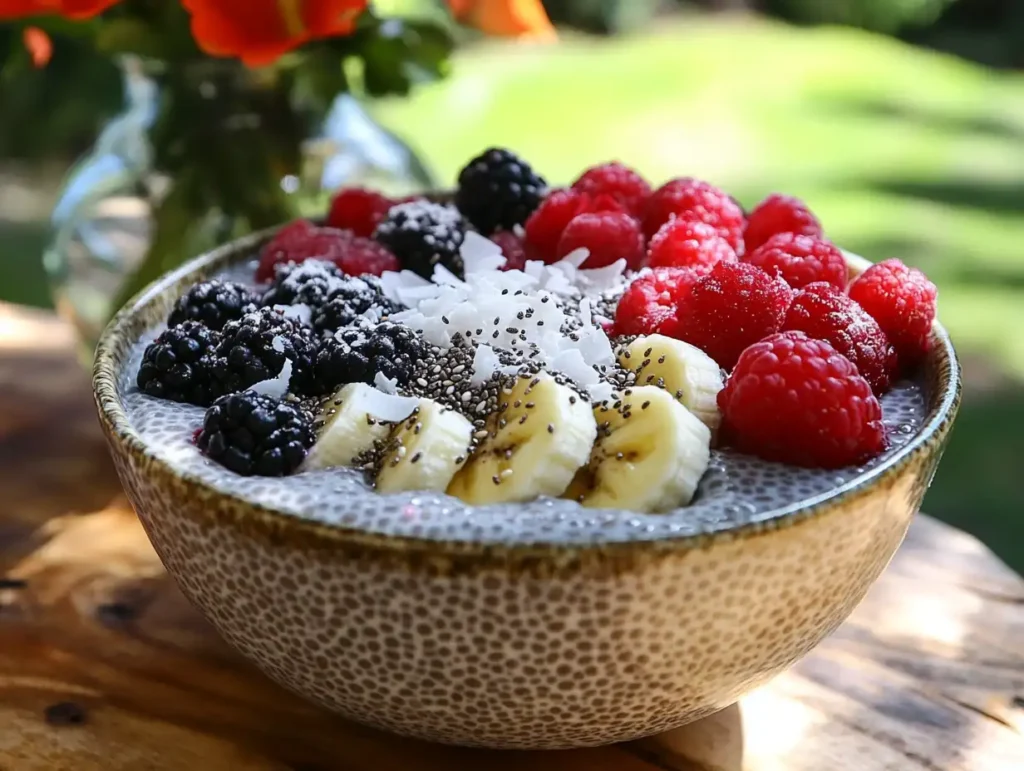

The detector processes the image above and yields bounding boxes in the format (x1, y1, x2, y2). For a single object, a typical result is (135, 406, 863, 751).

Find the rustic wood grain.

(0, 302, 1022, 771)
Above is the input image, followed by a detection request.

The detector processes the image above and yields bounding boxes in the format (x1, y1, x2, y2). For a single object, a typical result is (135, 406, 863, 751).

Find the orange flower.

(448, 0, 555, 40)
(0, 0, 120, 19)
(182, 0, 369, 67)
(23, 25, 52, 66)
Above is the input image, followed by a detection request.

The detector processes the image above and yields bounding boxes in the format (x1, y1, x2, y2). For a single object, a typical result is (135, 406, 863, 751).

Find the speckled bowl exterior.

(93, 233, 961, 749)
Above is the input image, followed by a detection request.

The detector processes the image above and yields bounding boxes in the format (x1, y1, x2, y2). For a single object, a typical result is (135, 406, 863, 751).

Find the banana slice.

(376, 399, 474, 494)
(576, 386, 710, 513)
(303, 383, 417, 471)
(619, 334, 724, 432)
(447, 373, 597, 504)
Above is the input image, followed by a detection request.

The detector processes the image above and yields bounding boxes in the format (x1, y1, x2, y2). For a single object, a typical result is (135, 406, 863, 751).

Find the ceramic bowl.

(93, 232, 961, 749)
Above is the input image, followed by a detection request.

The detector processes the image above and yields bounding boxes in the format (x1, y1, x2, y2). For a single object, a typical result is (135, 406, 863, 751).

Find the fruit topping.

(612, 266, 704, 338)
(617, 334, 724, 432)
(198, 391, 314, 476)
(670, 261, 793, 370)
(646, 218, 737, 273)
(376, 399, 474, 494)
(556, 210, 645, 269)
(743, 232, 847, 291)
(448, 373, 597, 504)
(486, 230, 527, 271)
(302, 382, 418, 471)
(261, 259, 348, 309)
(374, 200, 467, 279)
(167, 279, 258, 331)
(641, 177, 745, 251)
(314, 321, 426, 393)
(256, 220, 351, 283)
(848, 258, 937, 368)
(326, 187, 395, 237)
(311, 275, 402, 337)
(137, 321, 222, 406)
(456, 147, 547, 235)
(213, 307, 317, 395)
(743, 193, 823, 254)
(570, 385, 710, 512)
(571, 161, 651, 218)
(718, 331, 886, 468)
(783, 282, 897, 395)
(332, 237, 401, 277)
(523, 188, 623, 263)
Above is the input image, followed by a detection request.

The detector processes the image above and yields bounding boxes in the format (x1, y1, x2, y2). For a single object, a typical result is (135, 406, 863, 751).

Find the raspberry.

(333, 237, 400, 277)
(490, 230, 529, 272)
(556, 211, 645, 270)
(718, 331, 886, 468)
(783, 282, 897, 394)
(672, 261, 793, 369)
(744, 233, 847, 291)
(326, 187, 395, 238)
(848, 258, 937, 367)
(523, 189, 625, 263)
(642, 178, 745, 251)
(256, 221, 352, 283)
(612, 267, 705, 338)
(646, 218, 737, 273)
(743, 193, 823, 254)
(571, 162, 651, 217)
(456, 147, 547, 235)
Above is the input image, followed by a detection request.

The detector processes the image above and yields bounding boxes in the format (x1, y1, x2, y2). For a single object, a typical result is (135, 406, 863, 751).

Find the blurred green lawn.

(3, 16, 1023, 569)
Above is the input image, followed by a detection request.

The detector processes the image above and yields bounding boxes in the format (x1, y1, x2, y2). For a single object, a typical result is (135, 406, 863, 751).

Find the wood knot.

(44, 701, 87, 726)
(96, 601, 139, 626)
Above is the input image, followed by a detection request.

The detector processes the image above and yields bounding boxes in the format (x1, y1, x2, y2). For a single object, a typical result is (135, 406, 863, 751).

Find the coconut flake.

(250, 358, 292, 399)
(578, 259, 628, 293)
(374, 371, 399, 394)
(559, 248, 590, 269)
(470, 344, 501, 385)
(274, 303, 313, 326)
(461, 231, 507, 274)
(347, 384, 419, 423)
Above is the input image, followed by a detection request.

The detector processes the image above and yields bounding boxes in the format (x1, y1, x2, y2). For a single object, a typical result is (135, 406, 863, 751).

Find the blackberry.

(374, 201, 466, 280)
(212, 307, 318, 395)
(456, 148, 547, 235)
(167, 280, 258, 331)
(198, 391, 314, 476)
(136, 321, 222, 406)
(315, 321, 426, 393)
(312, 275, 402, 336)
(261, 259, 347, 309)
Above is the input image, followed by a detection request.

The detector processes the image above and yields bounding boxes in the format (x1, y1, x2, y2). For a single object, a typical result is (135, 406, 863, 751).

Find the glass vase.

(44, 56, 434, 361)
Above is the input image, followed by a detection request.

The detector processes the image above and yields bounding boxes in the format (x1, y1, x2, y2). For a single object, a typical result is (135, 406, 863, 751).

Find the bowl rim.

(93, 228, 962, 564)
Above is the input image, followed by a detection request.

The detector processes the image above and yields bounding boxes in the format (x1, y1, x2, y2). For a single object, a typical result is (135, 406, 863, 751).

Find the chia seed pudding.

(119, 151, 940, 545)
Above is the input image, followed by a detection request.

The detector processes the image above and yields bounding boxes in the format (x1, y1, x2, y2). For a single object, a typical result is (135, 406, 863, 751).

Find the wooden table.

(1, 303, 1022, 771)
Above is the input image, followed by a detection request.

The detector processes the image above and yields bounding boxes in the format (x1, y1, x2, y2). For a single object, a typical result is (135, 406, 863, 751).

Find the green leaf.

(95, 18, 167, 58)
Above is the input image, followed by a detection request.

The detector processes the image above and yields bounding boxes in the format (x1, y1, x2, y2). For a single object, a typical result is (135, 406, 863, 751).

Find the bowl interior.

(94, 231, 962, 552)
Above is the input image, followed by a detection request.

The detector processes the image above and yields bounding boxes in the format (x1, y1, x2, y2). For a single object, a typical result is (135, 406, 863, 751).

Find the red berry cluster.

(598, 178, 938, 469)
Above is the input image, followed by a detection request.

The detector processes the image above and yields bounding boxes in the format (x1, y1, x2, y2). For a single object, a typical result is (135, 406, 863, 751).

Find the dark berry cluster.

(312, 275, 401, 336)
(136, 321, 222, 406)
(315, 321, 426, 393)
(456, 147, 547, 235)
(261, 260, 347, 309)
(374, 201, 466, 280)
(167, 279, 258, 331)
(197, 391, 314, 476)
(212, 307, 315, 395)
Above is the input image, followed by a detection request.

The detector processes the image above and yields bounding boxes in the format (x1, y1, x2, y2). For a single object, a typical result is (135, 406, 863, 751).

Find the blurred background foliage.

(1, 0, 1022, 570)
